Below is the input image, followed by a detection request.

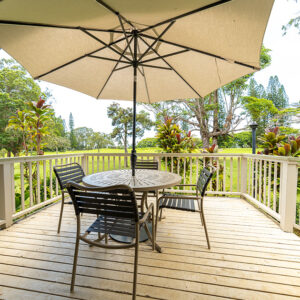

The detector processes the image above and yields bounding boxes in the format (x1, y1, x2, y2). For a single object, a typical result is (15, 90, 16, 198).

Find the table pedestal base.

(110, 221, 152, 243)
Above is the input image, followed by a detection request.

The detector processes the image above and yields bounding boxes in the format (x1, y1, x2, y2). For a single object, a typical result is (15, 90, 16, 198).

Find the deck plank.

(0, 196, 300, 299)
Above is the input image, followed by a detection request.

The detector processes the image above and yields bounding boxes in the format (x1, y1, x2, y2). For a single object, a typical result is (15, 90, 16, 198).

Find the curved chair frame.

(53, 162, 85, 233)
(66, 182, 157, 300)
(155, 167, 214, 249)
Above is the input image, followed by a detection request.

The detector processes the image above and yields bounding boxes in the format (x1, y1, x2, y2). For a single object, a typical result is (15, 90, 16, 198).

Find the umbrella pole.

(131, 30, 138, 177)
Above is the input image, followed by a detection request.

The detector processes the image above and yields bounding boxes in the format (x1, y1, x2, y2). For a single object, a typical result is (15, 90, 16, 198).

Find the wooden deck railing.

(0, 152, 299, 232)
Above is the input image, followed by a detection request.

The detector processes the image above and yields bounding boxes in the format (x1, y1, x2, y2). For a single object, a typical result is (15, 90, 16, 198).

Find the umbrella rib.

(141, 49, 189, 64)
(34, 36, 128, 79)
(139, 36, 201, 98)
(95, 0, 134, 28)
(138, 21, 175, 62)
(114, 65, 131, 72)
(88, 55, 131, 64)
(97, 37, 134, 98)
(118, 15, 134, 59)
(80, 28, 132, 62)
(137, 39, 150, 103)
(140, 33, 260, 71)
(139, 0, 232, 33)
(139, 64, 172, 71)
(0, 20, 123, 33)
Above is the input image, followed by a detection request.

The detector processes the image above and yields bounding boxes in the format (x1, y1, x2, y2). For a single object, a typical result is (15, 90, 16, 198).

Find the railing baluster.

(190, 157, 193, 189)
(247, 158, 251, 194)
(237, 157, 240, 192)
(118, 156, 121, 169)
(92, 156, 95, 173)
(55, 159, 59, 196)
(196, 157, 199, 185)
(263, 160, 267, 205)
(49, 160, 53, 199)
(20, 162, 25, 211)
(258, 159, 262, 202)
(267, 161, 272, 208)
(177, 157, 180, 175)
(29, 162, 33, 207)
(171, 157, 173, 173)
(165, 156, 168, 171)
(183, 158, 186, 185)
(43, 160, 47, 202)
(113, 156, 116, 169)
(216, 158, 219, 192)
(36, 161, 40, 204)
(223, 157, 226, 192)
(230, 157, 233, 192)
(273, 162, 278, 212)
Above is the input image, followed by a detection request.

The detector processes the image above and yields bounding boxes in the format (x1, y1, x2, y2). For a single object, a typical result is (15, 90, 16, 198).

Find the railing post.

(279, 160, 298, 232)
(82, 154, 88, 174)
(240, 156, 248, 194)
(0, 162, 14, 228)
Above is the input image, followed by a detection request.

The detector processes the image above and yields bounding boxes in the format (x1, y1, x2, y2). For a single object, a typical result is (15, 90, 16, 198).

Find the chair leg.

(70, 218, 80, 292)
(132, 225, 139, 300)
(57, 191, 65, 233)
(201, 211, 210, 249)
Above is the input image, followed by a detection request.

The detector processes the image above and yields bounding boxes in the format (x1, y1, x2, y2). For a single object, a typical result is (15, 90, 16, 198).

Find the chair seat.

(159, 194, 196, 212)
(87, 213, 146, 238)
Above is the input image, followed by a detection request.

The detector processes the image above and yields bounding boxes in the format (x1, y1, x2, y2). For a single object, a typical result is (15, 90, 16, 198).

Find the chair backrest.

(196, 167, 214, 197)
(135, 160, 159, 170)
(53, 163, 85, 191)
(66, 182, 139, 222)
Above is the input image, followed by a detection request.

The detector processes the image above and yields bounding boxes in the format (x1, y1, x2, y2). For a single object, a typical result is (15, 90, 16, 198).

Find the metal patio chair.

(53, 162, 85, 233)
(155, 167, 214, 249)
(135, 160, 159, 212)
(66, 182, 156, 300)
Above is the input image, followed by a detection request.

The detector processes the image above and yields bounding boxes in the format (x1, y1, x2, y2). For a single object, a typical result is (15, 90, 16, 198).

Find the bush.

(137, 137, 158, 148)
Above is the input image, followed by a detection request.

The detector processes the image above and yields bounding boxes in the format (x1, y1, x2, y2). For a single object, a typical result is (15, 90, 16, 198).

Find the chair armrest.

(139, 203, 154, 224)
(158, 194, 199, 200)
(176, 184, 197, 187)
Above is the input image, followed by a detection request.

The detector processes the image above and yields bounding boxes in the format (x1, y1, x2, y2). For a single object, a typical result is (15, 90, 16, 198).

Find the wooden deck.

(1, 196, 300, 299)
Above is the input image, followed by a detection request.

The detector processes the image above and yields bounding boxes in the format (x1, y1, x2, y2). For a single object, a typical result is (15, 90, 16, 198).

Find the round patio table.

(83, 169, 181, 244)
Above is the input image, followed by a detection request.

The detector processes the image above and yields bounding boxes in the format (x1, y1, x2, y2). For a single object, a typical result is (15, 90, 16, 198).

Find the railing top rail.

(0, 151, 299, 164)
(243, 154, 300, 163)
(0, 153, 85, 164)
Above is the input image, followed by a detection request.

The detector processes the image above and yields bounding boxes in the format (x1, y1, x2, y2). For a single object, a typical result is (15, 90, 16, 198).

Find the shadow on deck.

(0, 196, 300, 299)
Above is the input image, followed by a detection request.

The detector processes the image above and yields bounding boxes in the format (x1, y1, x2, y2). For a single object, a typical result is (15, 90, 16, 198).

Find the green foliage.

(156, 116, 195, 153)
(242, 96, 278, 135)
(69, 112, 77, 149)
(137, 137, 158, 148)
(107, 102, 153, 153)
(0, 58, 44, 155)
(258, 127, 300, 157)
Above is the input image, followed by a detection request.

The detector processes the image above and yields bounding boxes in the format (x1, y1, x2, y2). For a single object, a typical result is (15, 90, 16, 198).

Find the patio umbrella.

(0, 0, 274, 176)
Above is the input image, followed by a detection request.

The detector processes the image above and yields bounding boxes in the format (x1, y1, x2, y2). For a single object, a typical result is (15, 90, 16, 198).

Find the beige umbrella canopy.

(0, 0, 274, 174)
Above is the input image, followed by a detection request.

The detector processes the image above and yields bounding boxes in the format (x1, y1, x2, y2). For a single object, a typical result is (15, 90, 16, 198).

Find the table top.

(82, 169, 182, 192)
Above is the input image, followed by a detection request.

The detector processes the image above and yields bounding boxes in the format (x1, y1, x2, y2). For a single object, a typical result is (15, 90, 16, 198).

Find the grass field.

(44, 147, 258, 156)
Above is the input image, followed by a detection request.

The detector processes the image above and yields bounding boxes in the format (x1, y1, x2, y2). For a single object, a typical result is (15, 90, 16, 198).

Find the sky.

(1, 0, 300, 139)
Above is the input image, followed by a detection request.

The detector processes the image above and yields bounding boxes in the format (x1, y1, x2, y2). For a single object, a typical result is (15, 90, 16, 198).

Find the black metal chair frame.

(135, 160, 159, 213)
(53, 162, 85, 233)
(66, 182, 157, 300)
(155, 167, 214, 249)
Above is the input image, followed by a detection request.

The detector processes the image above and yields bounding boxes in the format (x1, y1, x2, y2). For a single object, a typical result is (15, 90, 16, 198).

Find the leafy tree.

(107, 102, 153, 153)
(69, 112, 77, 149)
(248, 78, 266, 98)
(242, 96, 278, 136)
(44, 135, 70, 153)
(91, 132, 114, 151)
(73, 127, 94, 150)
(137, 137, 158, 148)
(145, 46, 271, 148)
(266, 75, 289, 110)
(0, 58, 44, 155)
(282, 0, 300, 35)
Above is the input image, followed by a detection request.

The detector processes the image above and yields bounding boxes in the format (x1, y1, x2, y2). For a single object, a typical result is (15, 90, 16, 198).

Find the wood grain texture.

(0, 196, 300, 299)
